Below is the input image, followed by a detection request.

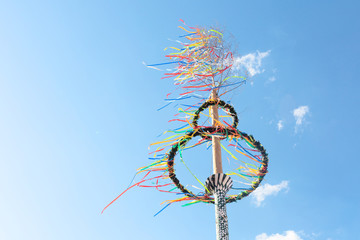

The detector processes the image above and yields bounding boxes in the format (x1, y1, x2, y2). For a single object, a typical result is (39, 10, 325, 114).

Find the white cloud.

(256, 231, 303, 240)
(293, 105, 310, 133)
(252, 181, 289, 206)
(277, 120, 284, 131)
(233, 50, 271, 77)
(293, 106, 309, 126)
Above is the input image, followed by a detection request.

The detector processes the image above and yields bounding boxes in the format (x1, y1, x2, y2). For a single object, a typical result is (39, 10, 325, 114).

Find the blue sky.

(0, 1, 359, 240)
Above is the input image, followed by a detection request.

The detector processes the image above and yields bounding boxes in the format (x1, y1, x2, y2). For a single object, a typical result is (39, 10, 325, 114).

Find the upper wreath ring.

(192, 99, 239, 129)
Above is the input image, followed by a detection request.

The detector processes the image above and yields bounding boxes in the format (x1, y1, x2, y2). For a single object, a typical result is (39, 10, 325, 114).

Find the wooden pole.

(210, 89, 223, 174)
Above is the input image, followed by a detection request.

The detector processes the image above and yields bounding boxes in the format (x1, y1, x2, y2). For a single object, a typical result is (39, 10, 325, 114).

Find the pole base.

(206, 174, 233, 240)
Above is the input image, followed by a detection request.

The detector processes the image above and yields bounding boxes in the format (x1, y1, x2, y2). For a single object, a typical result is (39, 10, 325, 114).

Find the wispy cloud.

(277, 120, 284, 131)
(252, 181, 289, 206)
(233, 50, 271, 77)
(256, 231, 303, 240)
(269, 76, 276, 82)
(293, 106, 310, 132)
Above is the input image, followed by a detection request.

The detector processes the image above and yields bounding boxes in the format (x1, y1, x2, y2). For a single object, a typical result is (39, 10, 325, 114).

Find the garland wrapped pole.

(103, 20, 269, 240)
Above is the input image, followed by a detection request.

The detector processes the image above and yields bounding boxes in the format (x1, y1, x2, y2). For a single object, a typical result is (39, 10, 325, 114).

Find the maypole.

(103, 20, 269, 240)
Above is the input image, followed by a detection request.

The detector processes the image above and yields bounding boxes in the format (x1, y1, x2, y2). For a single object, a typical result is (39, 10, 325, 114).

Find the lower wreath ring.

(166, 126, 269, 204)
